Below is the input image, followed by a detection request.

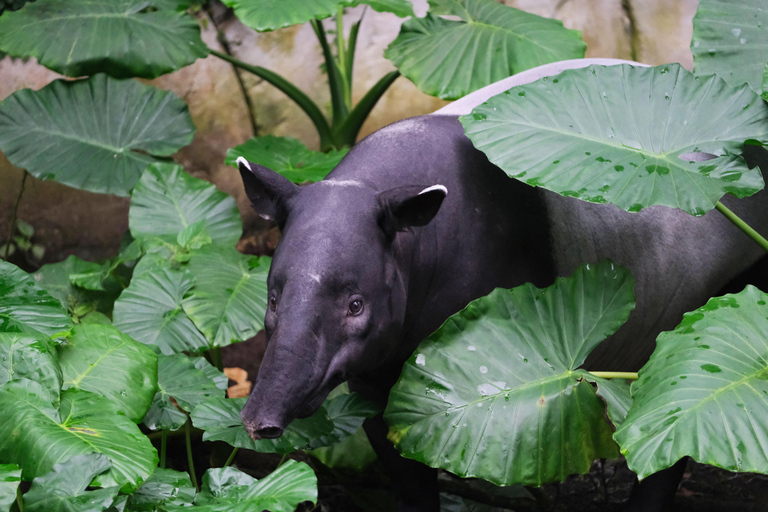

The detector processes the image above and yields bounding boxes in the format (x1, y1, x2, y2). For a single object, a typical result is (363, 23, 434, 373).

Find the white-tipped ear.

(236, 156, 252, 171)
(419, 184, 447, 196)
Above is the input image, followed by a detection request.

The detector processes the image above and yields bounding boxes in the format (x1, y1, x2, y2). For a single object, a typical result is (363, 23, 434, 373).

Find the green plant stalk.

(160, 429, 167, 469)
(225, 447, 239, 467)
(3, 170, 28, 260)
(346, 10, 365, 87)
(185, 419, 198, 491)
(588, 371, 638, 380)
(335, 8, 352, 110)
(208, 49, 334, 151)
(312, 19, 348, 130)
(715, 201, 768, 253)
(16, 486, 23, 512)
(334, 71, 400, 146)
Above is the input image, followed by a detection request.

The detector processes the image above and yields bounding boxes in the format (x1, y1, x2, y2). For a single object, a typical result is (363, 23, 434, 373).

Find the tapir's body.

(237, 60, 768, 511)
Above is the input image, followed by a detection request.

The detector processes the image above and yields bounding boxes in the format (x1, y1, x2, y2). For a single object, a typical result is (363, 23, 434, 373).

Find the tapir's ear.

(377, 184, 447, 235)
(237, 157, 299, 226)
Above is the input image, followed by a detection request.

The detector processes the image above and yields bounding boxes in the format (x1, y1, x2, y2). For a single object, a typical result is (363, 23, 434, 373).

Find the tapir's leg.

(363, 414, 440, 512)
(623, 458, 688, 512)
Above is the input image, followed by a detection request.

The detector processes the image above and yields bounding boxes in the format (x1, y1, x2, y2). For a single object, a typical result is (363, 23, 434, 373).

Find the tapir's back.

(328, 114, 768, 373)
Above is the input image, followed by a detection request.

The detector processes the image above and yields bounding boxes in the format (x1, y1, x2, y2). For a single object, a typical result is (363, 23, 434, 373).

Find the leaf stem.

(3, 170, 28, 260)
(160, 429, 167, 469)
(185, 419, 198, 491)
(715, 201, 768, 253)
(588, 371, 638, 380)
(208, 49, 334, 151)
(334, 71, 400, 146)
(312, 19, 348, 130)
(225, 447, 239, 467)
(16, 486, 23, 512)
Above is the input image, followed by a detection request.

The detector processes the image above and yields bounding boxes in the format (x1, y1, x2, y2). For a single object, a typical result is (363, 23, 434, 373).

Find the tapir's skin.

(237, 59, 768, 511)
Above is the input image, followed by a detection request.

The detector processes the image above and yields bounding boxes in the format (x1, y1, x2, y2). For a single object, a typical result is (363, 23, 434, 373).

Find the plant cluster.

(0, 0, 767, 510)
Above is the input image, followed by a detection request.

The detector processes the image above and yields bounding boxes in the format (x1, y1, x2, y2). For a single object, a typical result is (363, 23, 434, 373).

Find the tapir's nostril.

(255, 426, 283, 439)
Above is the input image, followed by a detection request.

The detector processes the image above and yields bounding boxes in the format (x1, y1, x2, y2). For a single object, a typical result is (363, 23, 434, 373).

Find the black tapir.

(236, 59, 768, 511)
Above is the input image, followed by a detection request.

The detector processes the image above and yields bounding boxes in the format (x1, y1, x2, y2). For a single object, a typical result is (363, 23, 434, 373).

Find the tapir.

(236, 59, 768, 511)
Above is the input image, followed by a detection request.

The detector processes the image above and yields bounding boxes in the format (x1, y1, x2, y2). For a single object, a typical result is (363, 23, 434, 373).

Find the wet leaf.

(129, 163, 241, 247)
(113, 268, 209, 355)
(0, 332, 61, 403)
(58, 324, 158, 422)
(615, 286, 768, 479)
(125, 468, 195, 511)
(0, 380, 157, 492)
(23, 453, 118, 512)
(0, 0, 208, 79)
(692, 0, 768, 93)
(0, 75, 195, 196)
(182, 246, 270, 348)
(190, 397, 335, 454)
(385, 261, 634, 485)
(385, 0, 585, 99)
(226, 136, 349, 183)
(0, 464, 21, 512)
(0, 260, 72, 336)
(164, 461, 316, 512)
(461, 64, 768, 215)
(143, 354, 225, 431)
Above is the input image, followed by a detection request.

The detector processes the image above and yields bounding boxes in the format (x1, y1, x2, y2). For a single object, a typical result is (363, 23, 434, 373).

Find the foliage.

(461, 64, 768, 215)
(2, 0, 768, 508)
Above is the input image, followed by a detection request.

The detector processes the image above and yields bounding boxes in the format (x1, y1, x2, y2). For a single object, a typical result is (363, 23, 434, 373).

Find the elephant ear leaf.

(615, 286, 768, 479)
(0, 464, 21, 512)
(461, 64, 768, 216)
(0, 0, 208, 78)
(0, 75, 195, 197)
(385, 0, 586, 99)
(692, 0, 768, 93)
(386, 260, 635, 486)
(22, 453, 118, 512)
(222, 0, 340, 31)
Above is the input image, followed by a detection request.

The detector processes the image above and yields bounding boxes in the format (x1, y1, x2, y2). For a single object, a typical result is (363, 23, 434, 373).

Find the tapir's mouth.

(294, 370, 347, 419)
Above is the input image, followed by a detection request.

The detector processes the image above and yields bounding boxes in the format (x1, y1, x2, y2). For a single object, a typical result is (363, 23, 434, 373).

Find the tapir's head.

(236, 157, 447, 440)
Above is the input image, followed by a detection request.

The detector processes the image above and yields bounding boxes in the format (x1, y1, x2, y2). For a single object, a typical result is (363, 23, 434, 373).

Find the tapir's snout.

(241, 412, 284, 440)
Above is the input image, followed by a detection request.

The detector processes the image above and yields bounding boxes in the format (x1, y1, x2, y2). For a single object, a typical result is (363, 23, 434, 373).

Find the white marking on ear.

(419, 184, 447, 196)
(321, 179, 364, 187)
(236, 156, 252, 171)
(259, 213, 273, 221)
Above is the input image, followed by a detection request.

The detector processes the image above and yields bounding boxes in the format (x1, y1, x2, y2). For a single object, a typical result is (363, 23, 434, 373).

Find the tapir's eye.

(269, 295, 277, 312)
(348, 298, 364, 316)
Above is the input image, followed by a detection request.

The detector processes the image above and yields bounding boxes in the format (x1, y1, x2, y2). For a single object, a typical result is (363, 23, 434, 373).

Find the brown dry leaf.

(224, 366, 251, 398)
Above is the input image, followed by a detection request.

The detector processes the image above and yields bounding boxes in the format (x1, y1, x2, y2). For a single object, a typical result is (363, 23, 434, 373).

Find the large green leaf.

(113, 268, 209, 355)
(0, 332, 61, 402)
(34, 255, 123, 321)
(125, 468, 195, 511)
(23, 453, 118, 512)
(0, 0, 207, 78)
(190, 397, 335, 454)
(129, 163, 242, 247)
(0, 260, 72, 336)
(222, 0, 340, 31)
(385, 261, 634, 486)
(0, 464, 21, 512)
(225, 136, 349, 183)
(164, 461, 317, 512)
(58, 325, 158, 422)
(0, 380, 157, 491)
(307, 391, 381, 449)
(182, 246, 270, 348)
(0, 74, 195, 196)
(143, 354, 225, 431)
(461, 64, 768, 216)
(344, 0, 413, 17)
(385, 0, 586, 100)
(615, 286, 768, 479)
(692, 0, 768, 93)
